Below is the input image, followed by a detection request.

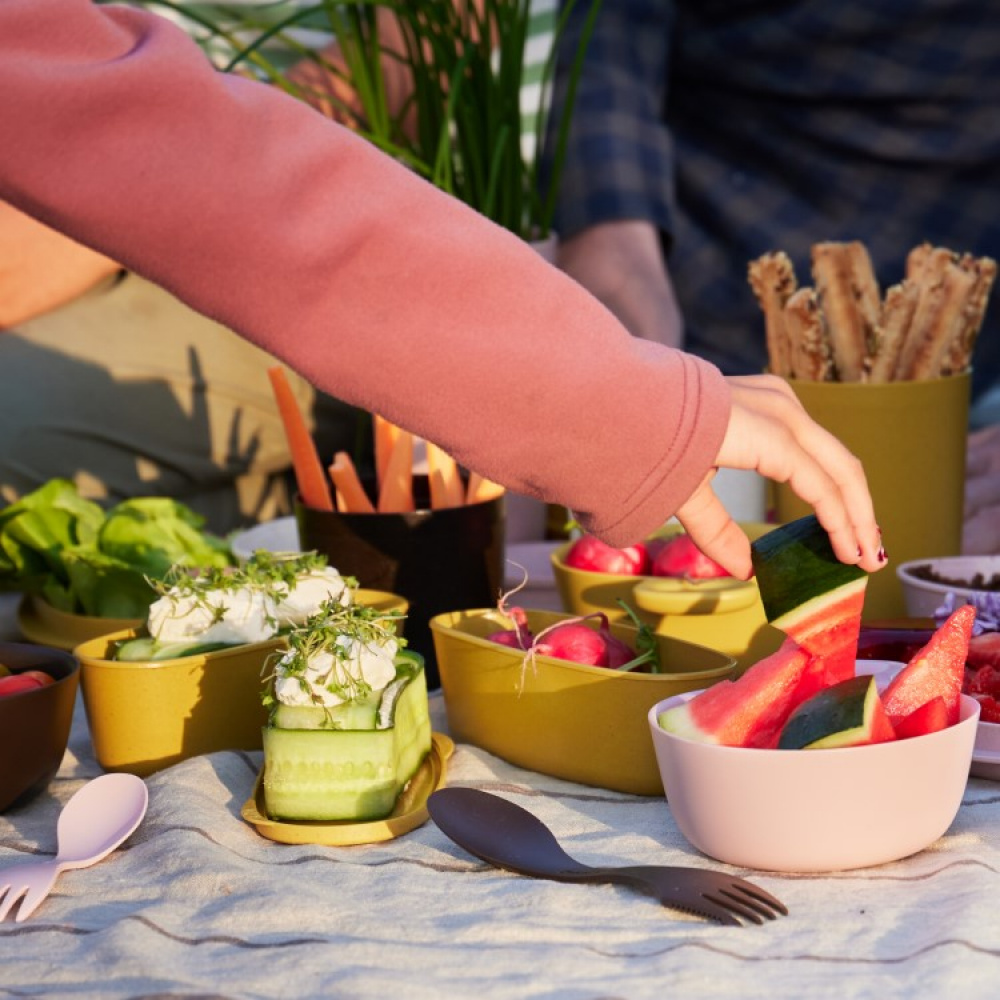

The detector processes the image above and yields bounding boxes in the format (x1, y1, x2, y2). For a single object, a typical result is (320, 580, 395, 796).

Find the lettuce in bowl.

(0, 479, 233, 617)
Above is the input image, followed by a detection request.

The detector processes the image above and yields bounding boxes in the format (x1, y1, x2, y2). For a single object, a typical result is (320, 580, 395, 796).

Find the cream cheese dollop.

(274, 632, 398, 708)
(147, 585, 278, 646)
(273, 566, 352, 627)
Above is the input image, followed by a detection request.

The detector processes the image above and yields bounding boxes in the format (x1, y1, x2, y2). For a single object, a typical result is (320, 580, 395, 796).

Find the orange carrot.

(267, 366, 333, 511)
(426, 441, 465, 508)
(378, 430, 415, 512)
(373, 414, 402, 497)
(466, 471, 505, 504)
(328, 451, 375, 513)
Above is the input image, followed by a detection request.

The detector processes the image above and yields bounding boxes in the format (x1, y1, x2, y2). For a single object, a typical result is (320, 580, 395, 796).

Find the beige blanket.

(2, 693, 999, 999)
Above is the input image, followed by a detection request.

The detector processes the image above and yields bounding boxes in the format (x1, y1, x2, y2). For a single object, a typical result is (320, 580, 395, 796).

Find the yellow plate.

(18, 594, 142, 651)
(241, 732, 455, 846)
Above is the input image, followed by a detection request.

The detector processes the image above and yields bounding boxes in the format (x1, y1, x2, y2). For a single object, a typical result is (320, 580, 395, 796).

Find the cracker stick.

(941, 254, 997, 376)
(905, 242, 933, 283)
(866, 281, 919, 383)
(783, 288, 834, 381)
(748, 251, 797, 377)
(328, 451, 375, 513)
(810, 241, 880, 381)
(895, 249, 976, 380)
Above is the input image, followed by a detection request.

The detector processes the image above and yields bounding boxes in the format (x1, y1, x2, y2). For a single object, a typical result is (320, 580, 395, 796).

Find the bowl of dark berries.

(897, 556, 1000, 618)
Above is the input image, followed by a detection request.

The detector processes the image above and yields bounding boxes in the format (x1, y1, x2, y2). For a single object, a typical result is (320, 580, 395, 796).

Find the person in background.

(0, 1, 361, 536)
(546, 0, 1000, 550)
(0, 201, 359, 534)
(0, 0, 886, 581)
(548, 1, 1000, 392)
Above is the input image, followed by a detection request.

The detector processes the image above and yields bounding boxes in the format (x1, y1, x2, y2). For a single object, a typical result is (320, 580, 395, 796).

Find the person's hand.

(675, 374, 885, 580)
(0, 201, 119, 328)
(963, 424, 1000, 553)
(557, 220, 684, 349)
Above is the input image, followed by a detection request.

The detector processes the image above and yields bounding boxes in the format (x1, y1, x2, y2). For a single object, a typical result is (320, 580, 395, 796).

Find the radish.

(535, 620, 611, 666)
(651, 534, 730, 579)
(564, 536, 648, 576)
(488, 565, 659, 673)
(486, 617, 534, 650)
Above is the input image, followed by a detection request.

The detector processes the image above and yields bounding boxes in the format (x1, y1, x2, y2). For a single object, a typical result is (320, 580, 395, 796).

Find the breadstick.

(941, 254, 997, 376)
(896, 250, 976, 380)
(866, 281, 919, 383)
(328, 451, 375, 513)
(783, 288, 835, 381)
(905, 242, 933, 284)
(810, 241, 880, 381)
(747, 252, 797, 377)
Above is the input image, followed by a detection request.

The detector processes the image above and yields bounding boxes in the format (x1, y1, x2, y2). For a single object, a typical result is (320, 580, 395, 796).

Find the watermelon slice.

(882, 603, 975, 727)
(892, 696, 949, 740)
(658, 638, 836, 749)
(751, 515, 867, 682)
(777, 675, 896, 749)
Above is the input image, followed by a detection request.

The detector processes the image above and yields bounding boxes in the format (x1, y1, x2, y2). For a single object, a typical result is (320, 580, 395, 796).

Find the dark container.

(295, 479, 505, 688)
(0, 643, 80, 812)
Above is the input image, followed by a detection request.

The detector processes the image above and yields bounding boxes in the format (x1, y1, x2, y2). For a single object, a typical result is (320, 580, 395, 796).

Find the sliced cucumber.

(263, 653, 431, 822)
(114, 636, 237, 662)
(271, 696, 380, 731)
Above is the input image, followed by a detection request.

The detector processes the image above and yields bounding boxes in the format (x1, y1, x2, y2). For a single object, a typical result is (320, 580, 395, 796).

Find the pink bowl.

(648, 692, 979, 873)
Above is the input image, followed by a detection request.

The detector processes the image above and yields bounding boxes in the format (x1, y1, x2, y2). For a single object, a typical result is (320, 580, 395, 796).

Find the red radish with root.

(488, 565, 659, 673)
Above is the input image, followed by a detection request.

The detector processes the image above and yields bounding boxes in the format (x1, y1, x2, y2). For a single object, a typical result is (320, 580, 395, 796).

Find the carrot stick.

(466, 471, 505, 504)
(328, 451, 375, 513)
(373, 414, 402, 497)
(377, 430, 415, 512)
(426, 441, 465, 508)
(267, 366, 333, 511)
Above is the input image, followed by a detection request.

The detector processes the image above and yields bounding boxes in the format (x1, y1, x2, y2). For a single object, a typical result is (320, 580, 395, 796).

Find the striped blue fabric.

(551, 0, 1000, 397)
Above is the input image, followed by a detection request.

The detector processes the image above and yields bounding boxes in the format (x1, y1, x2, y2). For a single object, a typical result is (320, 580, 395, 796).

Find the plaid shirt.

(551, 0, 1000, 398)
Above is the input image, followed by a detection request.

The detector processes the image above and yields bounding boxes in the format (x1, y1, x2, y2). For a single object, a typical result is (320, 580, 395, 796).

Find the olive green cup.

(774, 373, 971, 620)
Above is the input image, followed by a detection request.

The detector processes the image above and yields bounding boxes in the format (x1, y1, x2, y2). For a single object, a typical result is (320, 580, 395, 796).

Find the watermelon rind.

(768, 577, 867, 634)
(777, 675, 883, 750)
(751, 514, 866, 624)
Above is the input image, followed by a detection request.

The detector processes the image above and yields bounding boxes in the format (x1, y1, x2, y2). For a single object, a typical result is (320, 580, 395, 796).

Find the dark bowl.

(0, 643, 80, 812)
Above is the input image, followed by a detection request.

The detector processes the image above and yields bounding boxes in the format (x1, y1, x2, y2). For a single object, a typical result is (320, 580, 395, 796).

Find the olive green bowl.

(74, 588, 407, 777)
(430, 608, 737, 795)
(18, 594, 144, 652)
(550, 524, 784, 672)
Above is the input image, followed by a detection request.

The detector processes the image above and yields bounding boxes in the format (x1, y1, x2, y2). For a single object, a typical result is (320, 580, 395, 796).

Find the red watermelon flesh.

(882, 604, 975, 727)
(966, 631, 1000, 670)
(659, 638, 836, 749)
(777, 580, 867, 685)
(892, 696, 949, 741)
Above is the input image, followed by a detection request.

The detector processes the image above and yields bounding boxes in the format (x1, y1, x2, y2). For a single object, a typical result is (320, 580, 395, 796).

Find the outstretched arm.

(0, 0, 882, 576)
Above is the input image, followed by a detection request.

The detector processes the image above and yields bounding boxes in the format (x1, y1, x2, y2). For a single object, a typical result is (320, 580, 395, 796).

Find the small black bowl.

(0, 643, 80, 812)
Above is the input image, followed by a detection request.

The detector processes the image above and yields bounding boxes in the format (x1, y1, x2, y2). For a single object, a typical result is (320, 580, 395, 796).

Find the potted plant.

(137, 0, 601, 242)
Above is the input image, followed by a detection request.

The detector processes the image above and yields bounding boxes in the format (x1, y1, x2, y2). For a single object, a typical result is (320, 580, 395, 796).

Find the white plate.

(970, 747, 1000, 781)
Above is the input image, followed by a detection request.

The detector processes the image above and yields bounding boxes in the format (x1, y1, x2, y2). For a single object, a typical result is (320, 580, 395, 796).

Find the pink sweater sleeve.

(0, 0, 730, 545)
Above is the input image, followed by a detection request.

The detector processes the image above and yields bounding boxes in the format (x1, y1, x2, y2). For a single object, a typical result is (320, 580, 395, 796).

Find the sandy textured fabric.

(0, 0, 730, 548)
(2, 691, 1000, 999)
(0, 273, 358, 534)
